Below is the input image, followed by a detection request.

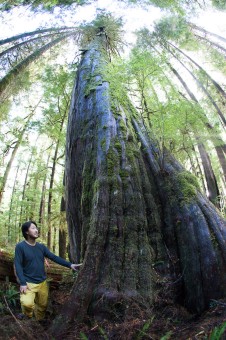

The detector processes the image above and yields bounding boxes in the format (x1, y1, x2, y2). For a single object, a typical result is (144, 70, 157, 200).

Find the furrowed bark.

(134, 121, 226, 310)
(50, 28, 226, 338)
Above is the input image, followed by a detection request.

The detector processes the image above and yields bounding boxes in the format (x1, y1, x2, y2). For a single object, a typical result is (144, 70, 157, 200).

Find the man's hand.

(20, 285, 29, 294)
(71, 263, 82, 271)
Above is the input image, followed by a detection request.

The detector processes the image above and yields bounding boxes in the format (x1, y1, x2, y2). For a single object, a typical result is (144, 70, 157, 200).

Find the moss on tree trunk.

(50, 31, 226, 338)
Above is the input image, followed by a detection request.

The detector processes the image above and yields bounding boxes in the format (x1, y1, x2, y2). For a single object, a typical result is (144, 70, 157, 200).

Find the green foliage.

(127, 0, 183, 9)
(0, 100, 11, 122)
(209, 322, 226, 340)
(38, 64, 75, 141)
(79, 332, 88, 340)
(153, 15, 196, 48)
(0, 0, 218, 12)
(0, 0, 88, 11)
(104, 57, 130, 109)
(0, 282, 19, 314)
(211, 0, 226, 10)
(136, 317, 154, 339)
(203, 46, 226, 75)
(160, 331, 173, 340)
(98, 326, 108, 340)
(79, 12, 124, 54)
(126, 0, 204, 14)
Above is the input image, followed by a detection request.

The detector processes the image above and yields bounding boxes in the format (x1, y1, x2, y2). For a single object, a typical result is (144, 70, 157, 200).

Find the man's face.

(26, 223, 39, 239)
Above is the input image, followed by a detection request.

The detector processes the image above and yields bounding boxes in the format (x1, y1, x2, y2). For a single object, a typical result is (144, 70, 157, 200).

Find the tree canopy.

(1, 0, 226, 11)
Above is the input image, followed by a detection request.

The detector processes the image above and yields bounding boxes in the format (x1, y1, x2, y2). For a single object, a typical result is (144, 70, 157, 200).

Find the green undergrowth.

(0, 280, 20, 315)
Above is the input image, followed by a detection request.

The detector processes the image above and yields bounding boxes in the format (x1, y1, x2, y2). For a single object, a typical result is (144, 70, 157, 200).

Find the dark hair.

(21, 221, 37, 239)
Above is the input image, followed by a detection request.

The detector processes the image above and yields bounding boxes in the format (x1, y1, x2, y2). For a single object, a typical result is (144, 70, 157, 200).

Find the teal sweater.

(14, 241, 72, 285)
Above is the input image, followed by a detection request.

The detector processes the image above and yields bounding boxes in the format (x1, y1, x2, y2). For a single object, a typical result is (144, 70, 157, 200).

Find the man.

(14, 220, 82, 321)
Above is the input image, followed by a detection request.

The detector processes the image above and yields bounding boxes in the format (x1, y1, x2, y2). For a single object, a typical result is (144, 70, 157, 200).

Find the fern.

(209, 322, 226, 340)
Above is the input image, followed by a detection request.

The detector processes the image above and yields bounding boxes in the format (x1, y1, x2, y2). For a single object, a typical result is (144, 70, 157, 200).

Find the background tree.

(0, 62, 75, 253)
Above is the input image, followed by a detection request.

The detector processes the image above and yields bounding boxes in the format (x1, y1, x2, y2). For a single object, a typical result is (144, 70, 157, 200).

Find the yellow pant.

(20, 280, 49, 320)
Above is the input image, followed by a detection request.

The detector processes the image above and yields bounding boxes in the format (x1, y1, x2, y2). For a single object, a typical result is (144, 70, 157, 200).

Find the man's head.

(21, 221, 39, 240)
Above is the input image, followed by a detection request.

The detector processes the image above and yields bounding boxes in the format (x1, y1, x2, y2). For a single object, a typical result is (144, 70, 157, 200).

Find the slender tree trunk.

(52, 225, 57, 253)
(193, 33, 226, 57)
(169, 65, 221, 206)
(0, 101, 39, 206)
(47, 151, 56, 250)
(29, 174, 39, 220)
(47, 111, 67, 249)
(38, 154, 50, 237)
(50, 31, 226, 337)
(8, 164, 20, 243)
(0, 144, 19, 206)
(151, 47, 226, 181)
(19, 153, 33, 225)
(188, 23, 226, 44)
(0, 33, 74, 98)
(168, 41, 226, 100)
(215, 145, 226, 182)
(0, 31, 65, 59)
(164, 43, 226, 126)
(0, 26, 76, 46)
(59, 196, 67, 259)
(0, 117, 31, 205)
(170, 64, 226, 178)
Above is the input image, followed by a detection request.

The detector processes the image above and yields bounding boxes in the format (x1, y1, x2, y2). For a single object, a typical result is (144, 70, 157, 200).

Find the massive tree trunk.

(50, 30, 226, 337)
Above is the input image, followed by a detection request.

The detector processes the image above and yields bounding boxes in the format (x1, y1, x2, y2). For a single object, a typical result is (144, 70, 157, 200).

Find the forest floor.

(0, 279, 226, 340)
